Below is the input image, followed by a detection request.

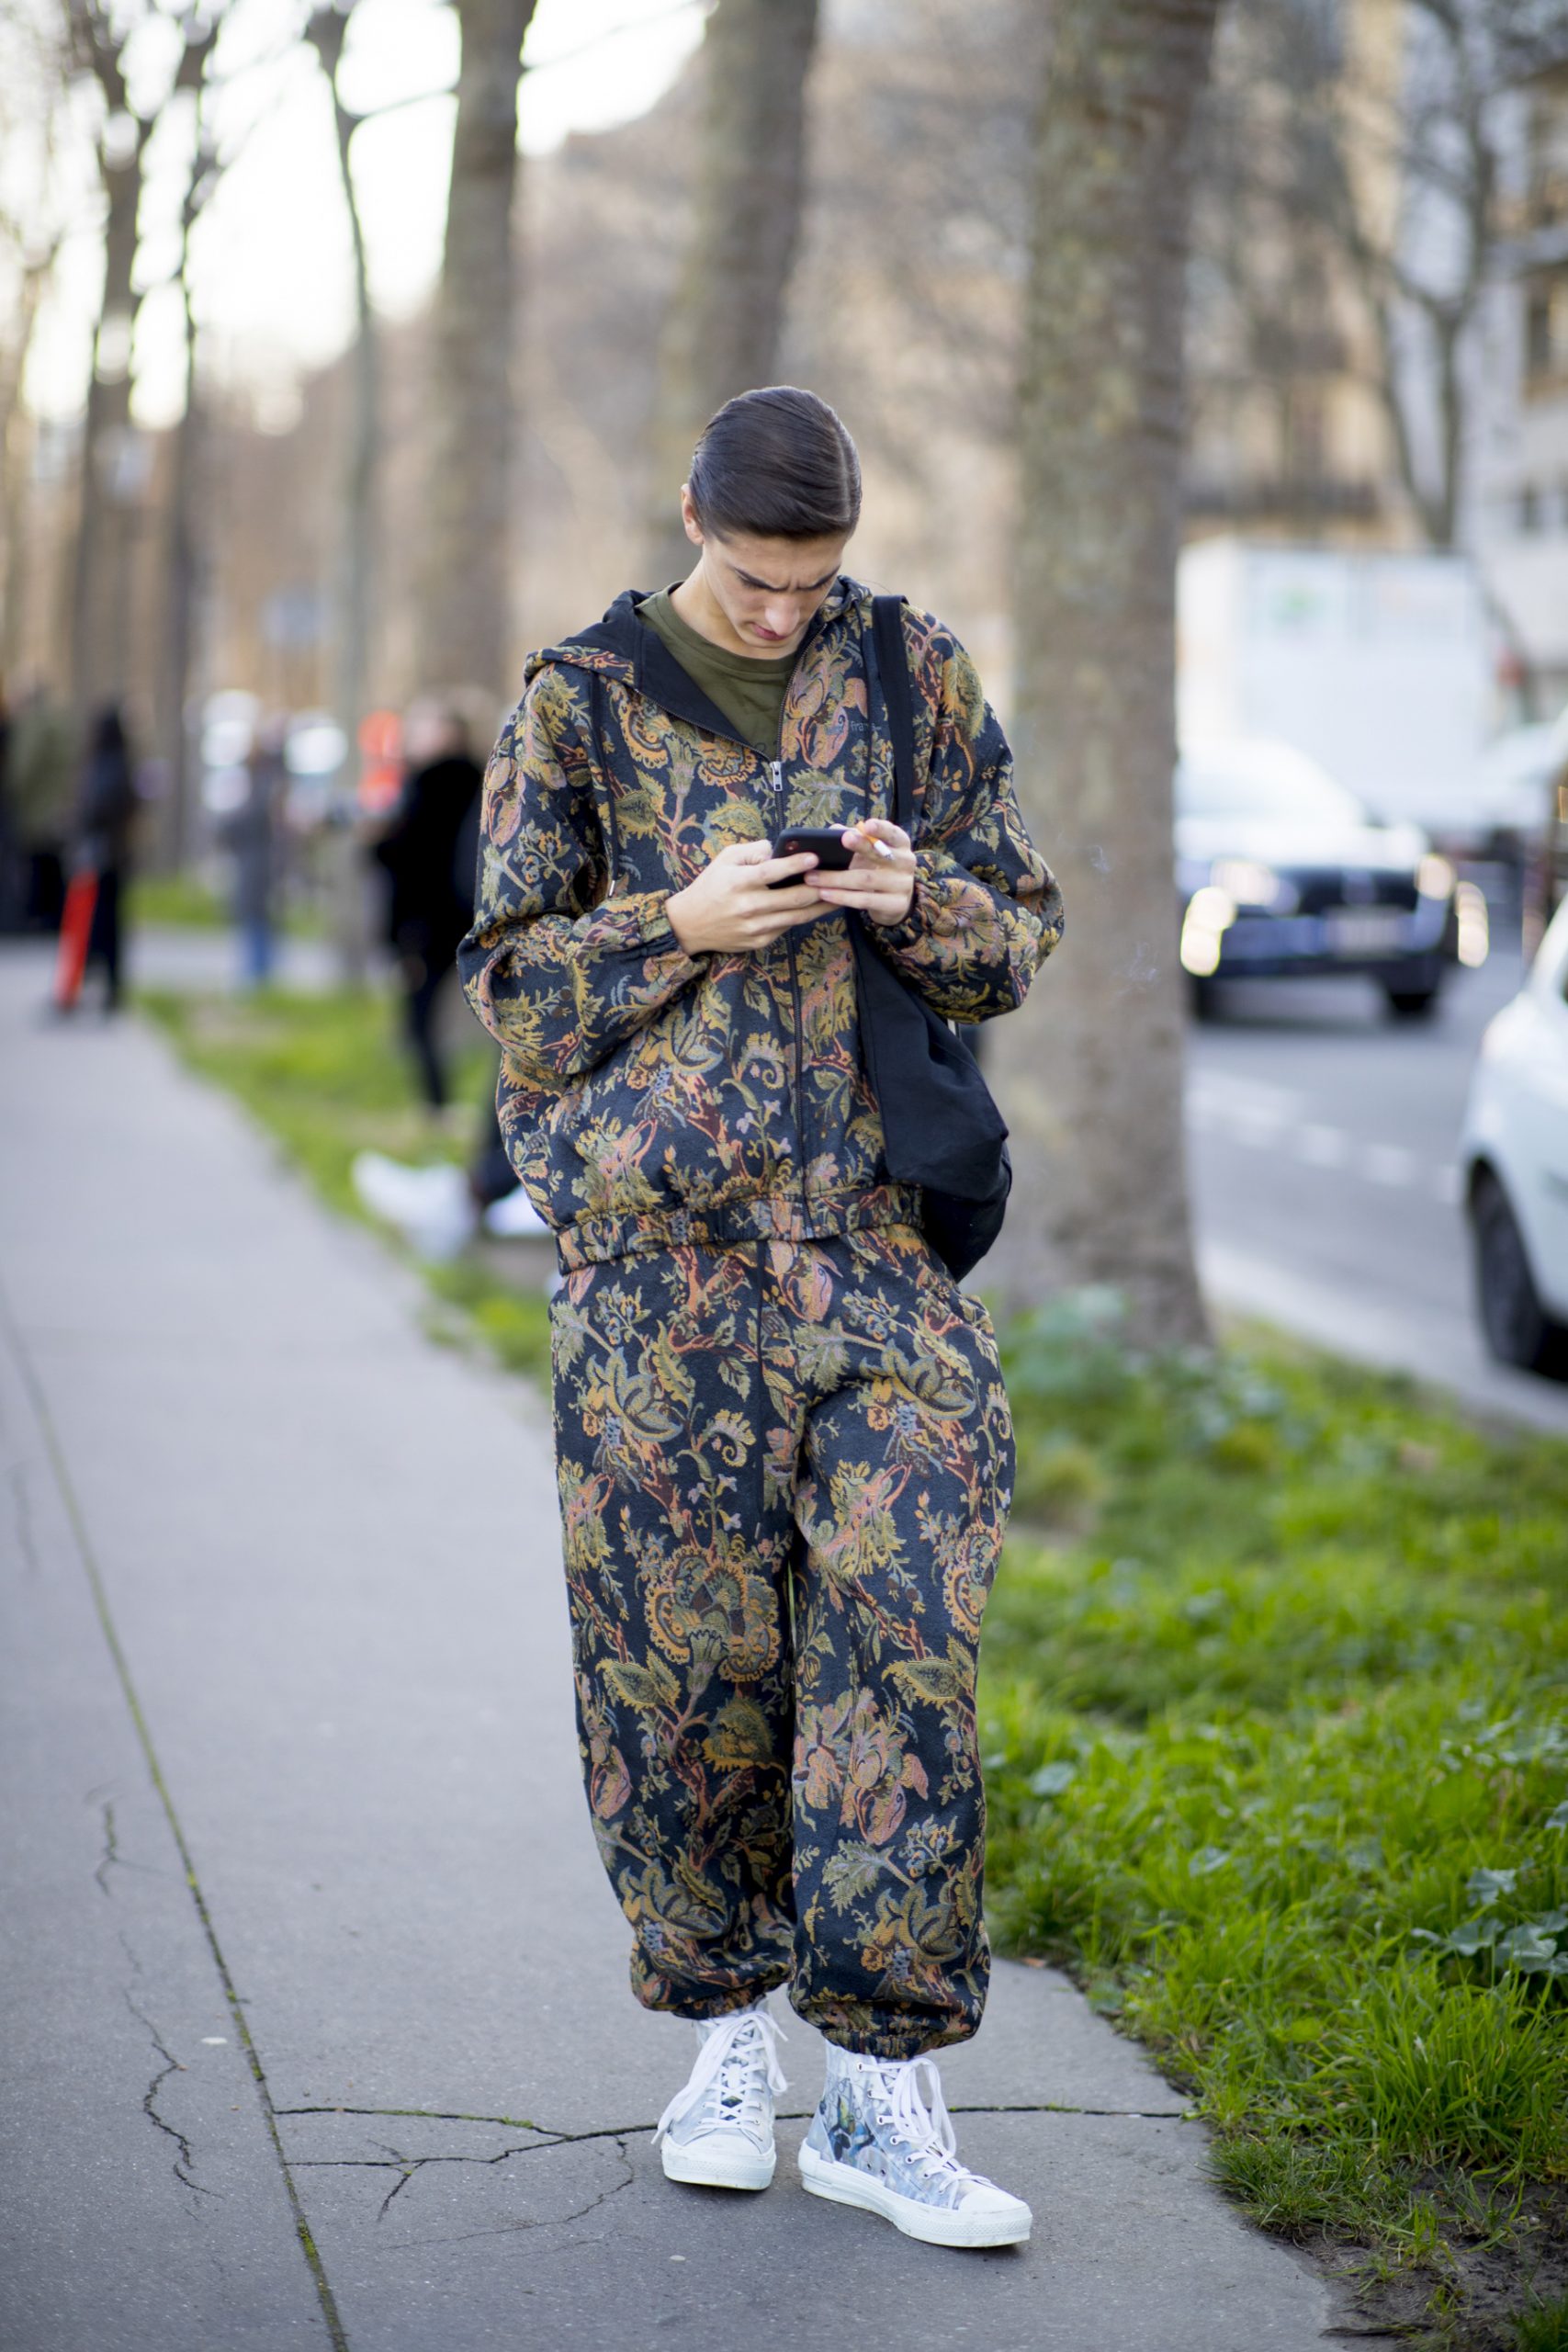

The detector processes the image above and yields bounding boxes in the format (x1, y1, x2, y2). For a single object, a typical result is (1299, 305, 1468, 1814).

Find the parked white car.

(1461, 893, 1568, 1376)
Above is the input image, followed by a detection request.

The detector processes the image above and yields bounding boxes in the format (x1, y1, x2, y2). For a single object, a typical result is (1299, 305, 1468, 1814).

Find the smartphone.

(767, 826, 855, 889)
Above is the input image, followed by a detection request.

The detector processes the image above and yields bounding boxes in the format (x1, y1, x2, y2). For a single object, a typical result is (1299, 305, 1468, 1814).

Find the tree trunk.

(307, 12, 378, 762)
(0, 243, 55, 684)
(69, 123, 150, 724)
(990, 0, 1220, 1351)
(337, 209, 377, 765)
(154, 236, 205, 872)
(645, 0, 821, 582)
(419, 0, 536, 702)
(308, 6, 385, 981)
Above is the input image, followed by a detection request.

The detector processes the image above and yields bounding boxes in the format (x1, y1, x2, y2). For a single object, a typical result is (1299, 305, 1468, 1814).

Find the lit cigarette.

(870, 840, 896, 861)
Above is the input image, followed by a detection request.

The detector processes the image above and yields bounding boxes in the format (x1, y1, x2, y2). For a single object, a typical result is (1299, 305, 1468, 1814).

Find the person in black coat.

(372, 697, 484, 1110)
(220, 718, 288, 989)
(74, 705, 139, 1011)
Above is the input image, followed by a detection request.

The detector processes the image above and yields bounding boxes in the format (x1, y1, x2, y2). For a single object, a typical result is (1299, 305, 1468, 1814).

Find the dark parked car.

(1175, 738, 1480, 1019)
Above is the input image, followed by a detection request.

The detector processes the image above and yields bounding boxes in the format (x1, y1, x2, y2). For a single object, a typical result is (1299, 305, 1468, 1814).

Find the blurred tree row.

(645, 0, 820, 585)
(10, 0, 1557, 1333)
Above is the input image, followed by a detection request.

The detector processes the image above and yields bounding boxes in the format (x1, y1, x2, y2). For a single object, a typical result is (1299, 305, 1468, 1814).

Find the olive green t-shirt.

(637, 589, 796, 759)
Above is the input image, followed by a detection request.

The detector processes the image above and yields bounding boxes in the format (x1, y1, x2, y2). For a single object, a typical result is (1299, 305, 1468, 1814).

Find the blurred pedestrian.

(352, 688, 547, 1254)
(372, 694, 484, 1112)
(221, 717, 288, 989)
(0, 677, 12, 927)
(2, 680, 76, 931)
(61, 705, 139, 1013)
(351, 1082, 545, 1259)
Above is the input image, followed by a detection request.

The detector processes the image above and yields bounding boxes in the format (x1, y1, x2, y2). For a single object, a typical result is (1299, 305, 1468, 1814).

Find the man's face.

(682, 492, 849, 658)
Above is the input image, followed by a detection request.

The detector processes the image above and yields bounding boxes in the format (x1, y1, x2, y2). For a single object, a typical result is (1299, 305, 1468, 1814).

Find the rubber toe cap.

(957, 2181, 1032, 2222)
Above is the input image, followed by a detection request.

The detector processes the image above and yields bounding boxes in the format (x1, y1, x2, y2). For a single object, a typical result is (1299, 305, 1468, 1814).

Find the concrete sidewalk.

(0, 941, 1370, 2352)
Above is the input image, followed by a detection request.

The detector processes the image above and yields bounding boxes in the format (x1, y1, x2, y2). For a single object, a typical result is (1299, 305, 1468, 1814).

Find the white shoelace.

(653, 2003, 788, 2146)
(863, 2055, 973, 2190)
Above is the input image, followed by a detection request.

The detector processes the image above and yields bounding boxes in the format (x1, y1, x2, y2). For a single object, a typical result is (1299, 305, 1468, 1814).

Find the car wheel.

(1470, 1170, 1568, 1377)
(1384, 984, 1440, 1020)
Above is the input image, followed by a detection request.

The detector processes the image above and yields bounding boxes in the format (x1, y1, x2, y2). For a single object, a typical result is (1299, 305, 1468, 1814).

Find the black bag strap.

(871, 594, 916, 835)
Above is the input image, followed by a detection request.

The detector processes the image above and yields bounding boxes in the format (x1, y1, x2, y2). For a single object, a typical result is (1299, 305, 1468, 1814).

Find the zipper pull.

(770, 759, 784, 798)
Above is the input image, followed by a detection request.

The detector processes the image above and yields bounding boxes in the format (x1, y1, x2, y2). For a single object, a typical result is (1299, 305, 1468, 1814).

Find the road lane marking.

(1363, 1143, 1418, 1187)
(1297, 1124, 1349, 1167)
(1186, 1096, 1460, 1204)
(1187, 1074, 1304, 1119)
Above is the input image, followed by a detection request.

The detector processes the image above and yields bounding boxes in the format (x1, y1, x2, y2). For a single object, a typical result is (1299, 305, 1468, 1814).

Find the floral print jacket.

(457, 577, 1063, 1270)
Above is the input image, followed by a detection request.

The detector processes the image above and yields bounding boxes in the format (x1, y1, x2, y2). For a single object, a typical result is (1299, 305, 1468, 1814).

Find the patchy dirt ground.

(1303, 2178, 1568, 2348)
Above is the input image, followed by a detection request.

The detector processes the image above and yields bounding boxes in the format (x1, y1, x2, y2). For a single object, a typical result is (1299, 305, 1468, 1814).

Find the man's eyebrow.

(732, 565, 839, 593)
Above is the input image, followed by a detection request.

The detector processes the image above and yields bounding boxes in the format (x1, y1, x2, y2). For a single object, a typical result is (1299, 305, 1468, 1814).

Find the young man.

(459, 386, 1062, 2250)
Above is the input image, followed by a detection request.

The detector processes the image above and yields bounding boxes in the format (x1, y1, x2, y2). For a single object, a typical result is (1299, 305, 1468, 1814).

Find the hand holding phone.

(801, 818, 916, 925)
(766, 827, 856, 888)
(665, 839, 826, 954)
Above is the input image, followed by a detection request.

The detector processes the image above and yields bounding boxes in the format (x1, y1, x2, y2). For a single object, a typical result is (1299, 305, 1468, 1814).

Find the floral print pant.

(547, 1221, 1015, 2060)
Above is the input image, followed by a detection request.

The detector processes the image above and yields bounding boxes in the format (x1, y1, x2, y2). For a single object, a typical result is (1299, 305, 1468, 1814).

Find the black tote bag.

(850, 597, 1012, 1283)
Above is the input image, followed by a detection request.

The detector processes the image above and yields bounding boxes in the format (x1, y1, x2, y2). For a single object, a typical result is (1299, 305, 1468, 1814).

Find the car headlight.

(1454, 878, 1489, 967)
(1179, 886, 1235, 976)
(1187, 885, 1237, 928)
(1416, 852, 1455, 899)
(1209, 857, 1295, 911)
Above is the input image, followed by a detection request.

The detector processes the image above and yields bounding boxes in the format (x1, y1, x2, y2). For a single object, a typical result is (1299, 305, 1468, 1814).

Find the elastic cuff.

(660, 1985, 786, 2024)
(818, 2034, 964, 2062)
(876, 864, 932, 953)
(612, 887, 687, 949)
(626, 888, 707, 968)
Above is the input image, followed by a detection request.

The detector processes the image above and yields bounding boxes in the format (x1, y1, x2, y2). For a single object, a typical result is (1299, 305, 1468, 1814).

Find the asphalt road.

(1185, 924, 1568, 1434)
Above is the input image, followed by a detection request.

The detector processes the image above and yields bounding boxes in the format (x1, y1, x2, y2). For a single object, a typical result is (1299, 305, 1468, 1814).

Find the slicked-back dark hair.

(687, 386, 862, 542)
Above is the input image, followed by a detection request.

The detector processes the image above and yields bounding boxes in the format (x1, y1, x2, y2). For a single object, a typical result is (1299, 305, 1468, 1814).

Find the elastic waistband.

(552, 1183, 926, 1272)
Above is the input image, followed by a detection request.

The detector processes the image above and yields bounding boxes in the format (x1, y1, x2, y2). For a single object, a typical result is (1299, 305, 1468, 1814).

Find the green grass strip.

(981, 1290, 1568, 2338)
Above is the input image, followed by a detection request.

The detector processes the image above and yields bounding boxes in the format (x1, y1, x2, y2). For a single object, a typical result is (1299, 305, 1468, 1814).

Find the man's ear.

(679, 484, 705, 548)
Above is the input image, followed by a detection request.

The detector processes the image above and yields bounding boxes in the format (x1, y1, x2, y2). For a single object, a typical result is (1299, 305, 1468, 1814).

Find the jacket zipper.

(602, 591, 852, 1222)
(767, 753, 807, 1197)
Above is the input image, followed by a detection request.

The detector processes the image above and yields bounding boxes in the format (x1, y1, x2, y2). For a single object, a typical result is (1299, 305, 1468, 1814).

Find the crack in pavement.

(276, 2098, 1196, 2153)
(289, 2142, 575, 2204)
(94, 1797, 120, 1897)
(86, 1786, 164, 1894)
(375, 2138, 564, 2224)
(120, 1956, 211, 2205)
(117, 1929, 212, 2207)
(288, 2134, 641, 2242)
(382, 2140, 638, 2252)
(277, 2105, 560, 2132)
(285, 2106, 1194, 2213)
(282, 2140, 575, 2226)
(8, 1459, 40, 1577)
(0, 1282, 351, 2352)
(958, 2102, 1196, 2121)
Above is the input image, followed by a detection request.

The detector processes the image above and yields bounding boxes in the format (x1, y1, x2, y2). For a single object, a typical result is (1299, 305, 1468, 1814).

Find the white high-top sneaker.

(799, 2047, 1032, 2248)
(350, 1153, 476, 1261)
(653, 2000, 788, 2190)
